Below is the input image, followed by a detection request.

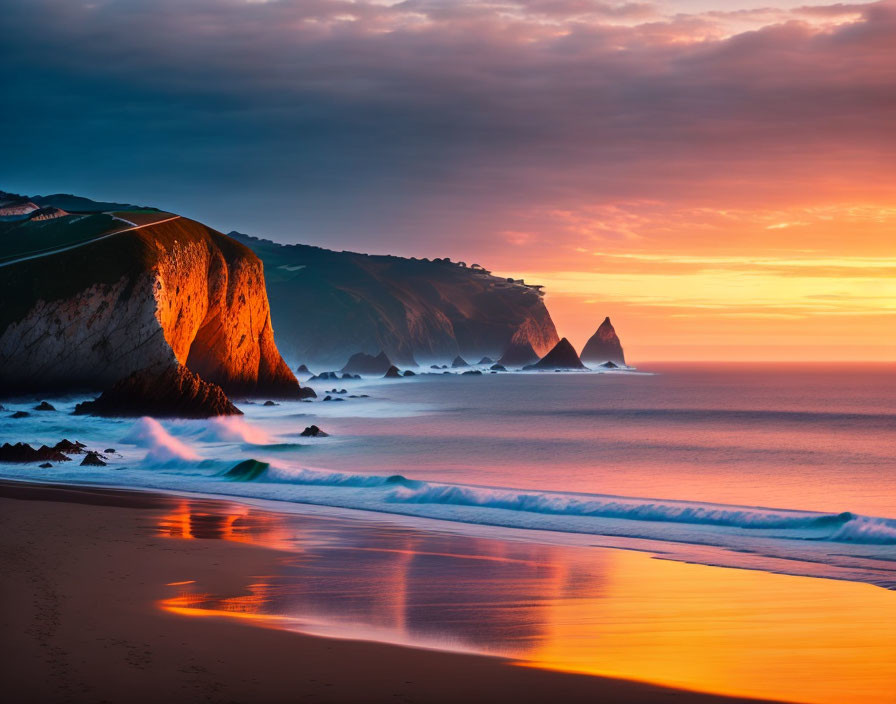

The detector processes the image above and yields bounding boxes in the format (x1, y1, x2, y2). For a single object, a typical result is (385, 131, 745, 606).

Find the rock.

(300, 425, 328, 437)
(104, 448, 116, 453)
(323, 395, 332, 401)
(0, 442, 72, 463)
(600, 361, 619, 368)
(341, 373, 360, 380)
(311, 371, 340, 381)
(451, 355, 469, 368)
(523, 338, 587, 371)
(403, 370, 416, 377)
(497, 340, 539, 368)
(80, 451, 107, 467)
(229, 232, 559, 371)
(430, 364, 441, 369)
(73, 366, 242, 418)
(341, 351, 394, 376)
(10, 411, 30, 418)
(490, 364, 507, 371)
(33, 401, 56, 411)
(263, 400, 279, 406)
(462, 369, 483, 375)
(39, 462, 53, 468)
(53, 439, 86, 454)
(580, 317, 626, 366)
(0, 195, 309, 400)
(477, 357, 494, 365)
(383, 365, 402, 378)
(296, 364, 311, 374)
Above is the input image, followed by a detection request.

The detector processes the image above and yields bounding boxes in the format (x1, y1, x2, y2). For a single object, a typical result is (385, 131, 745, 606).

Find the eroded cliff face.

(231, 232, 560, 368)
(0, 213, 306, 399)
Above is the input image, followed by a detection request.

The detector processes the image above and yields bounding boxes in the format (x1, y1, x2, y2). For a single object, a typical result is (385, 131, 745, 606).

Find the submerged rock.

(0, 442, 71, 463)
(383, 365, 402, 378)
(33, 401, 56, 411)
(462, 369, 483, 375)
(10, 411, 30, 418)
(341, 373, 360, 380)
(39, 462, 53, 468)
(263, 400, 279, 406)
(403, 370, 416, 377)
(580, 317, 626, 366)
(523, 338, 586, 371)
(490, 364, 507, 371)
(73, 366, 242, 418)
(300, 425, 328, 437)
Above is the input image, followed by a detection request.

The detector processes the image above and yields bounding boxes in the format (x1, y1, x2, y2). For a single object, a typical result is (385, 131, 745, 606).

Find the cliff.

(0, 193, 309, 402)
(580, 317, 626, 366)
(230, 232, 559, 368)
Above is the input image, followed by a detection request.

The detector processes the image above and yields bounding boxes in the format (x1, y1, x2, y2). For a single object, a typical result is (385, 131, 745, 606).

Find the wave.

(196, 416, 271, 445)
(224, 461, 416, 488)
(385, 484, 859, 532)
(120, 417, 201, 464)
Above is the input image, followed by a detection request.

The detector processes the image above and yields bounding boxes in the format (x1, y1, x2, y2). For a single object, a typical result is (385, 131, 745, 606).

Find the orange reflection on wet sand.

(156, 501, 896, 704)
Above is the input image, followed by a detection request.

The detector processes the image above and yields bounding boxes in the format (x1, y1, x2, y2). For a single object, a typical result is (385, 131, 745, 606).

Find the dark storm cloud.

(1, 0, 893, 254)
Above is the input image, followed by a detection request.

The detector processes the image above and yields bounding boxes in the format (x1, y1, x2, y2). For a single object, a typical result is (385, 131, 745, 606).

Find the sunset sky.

(3, 0, 894, 361)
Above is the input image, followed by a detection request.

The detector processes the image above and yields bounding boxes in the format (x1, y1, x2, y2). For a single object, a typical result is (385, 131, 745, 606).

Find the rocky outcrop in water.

(0, 191, 311, 406)
(229, 232, 559, 368)
(524, 338, 586, 370)
(580, 317, 626, 366)
(341, 351, 393, 376)
(497, 339, 539, 368)
(73, 366, 242, 418)
(0, 442, 72, 463)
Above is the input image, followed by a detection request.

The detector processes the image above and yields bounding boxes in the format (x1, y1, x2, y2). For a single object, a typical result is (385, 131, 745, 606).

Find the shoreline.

(0, 479, 783, 704)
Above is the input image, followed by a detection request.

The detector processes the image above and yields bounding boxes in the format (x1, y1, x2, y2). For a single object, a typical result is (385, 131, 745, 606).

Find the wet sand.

(0, 480, 780, 704)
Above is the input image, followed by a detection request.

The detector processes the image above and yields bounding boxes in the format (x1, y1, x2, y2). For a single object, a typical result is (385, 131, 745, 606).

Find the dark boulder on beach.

(341, 351, 393, 376)
(451, 355, 469, 368)
(73, 366, 243, 418)
(300, 425, 328, 437)
(0, 442, 72, 463)
(80, 451, 107, 467)
(580, 317, 626, 366)
(34, 401, 56, 411)
(524, 338, 586, 371)
(384, 365, 402, 378)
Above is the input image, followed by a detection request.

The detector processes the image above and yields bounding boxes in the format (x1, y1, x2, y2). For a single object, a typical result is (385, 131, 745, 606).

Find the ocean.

(2, 363, 895, 588)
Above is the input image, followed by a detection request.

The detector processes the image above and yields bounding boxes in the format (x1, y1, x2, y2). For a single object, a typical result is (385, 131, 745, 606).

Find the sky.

(2, 0, 894, 361)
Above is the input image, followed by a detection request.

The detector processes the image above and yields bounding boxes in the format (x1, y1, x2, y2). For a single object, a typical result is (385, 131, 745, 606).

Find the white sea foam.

(120, 417, 202, 464)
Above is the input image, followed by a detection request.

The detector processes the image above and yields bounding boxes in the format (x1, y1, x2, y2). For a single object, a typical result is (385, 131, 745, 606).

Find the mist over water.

(2, 363, 895, 587)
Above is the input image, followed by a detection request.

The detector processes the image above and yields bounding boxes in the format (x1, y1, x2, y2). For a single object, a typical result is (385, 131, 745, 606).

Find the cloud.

(1, 0, 892, 262)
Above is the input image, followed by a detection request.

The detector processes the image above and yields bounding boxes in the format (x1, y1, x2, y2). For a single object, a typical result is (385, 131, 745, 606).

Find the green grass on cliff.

(0, 214, 120, 263)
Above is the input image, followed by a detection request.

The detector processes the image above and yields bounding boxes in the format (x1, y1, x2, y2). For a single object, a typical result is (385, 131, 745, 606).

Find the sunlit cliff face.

(4, 0, 894, 360)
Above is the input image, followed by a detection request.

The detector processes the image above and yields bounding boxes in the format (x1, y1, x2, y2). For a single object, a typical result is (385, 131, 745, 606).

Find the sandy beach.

(0, 480, 784, 704)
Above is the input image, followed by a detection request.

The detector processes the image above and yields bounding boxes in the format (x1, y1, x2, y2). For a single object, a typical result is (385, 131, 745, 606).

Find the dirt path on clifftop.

(0, 214, 181, 268)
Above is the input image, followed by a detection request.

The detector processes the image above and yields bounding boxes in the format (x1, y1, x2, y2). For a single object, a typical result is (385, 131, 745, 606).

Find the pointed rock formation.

(73, 366, 242, 418)
(524, 338, 586, 370)
(451, 355, 469, 368)
(477, 356, 494, 365)
(580, 317, 626, 366)
(341, 351, 393, 376)
(383, 365, 402, 378)
(497, 340, 539, 368)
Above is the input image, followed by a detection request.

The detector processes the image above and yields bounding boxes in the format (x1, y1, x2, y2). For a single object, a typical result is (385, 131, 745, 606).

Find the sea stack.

(523, 338, 586, 370)
(451, 355, 469, 368)
(580, 317, 626, 366)
(497, 340, 539, 368)
(341, 351, 393, 376)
